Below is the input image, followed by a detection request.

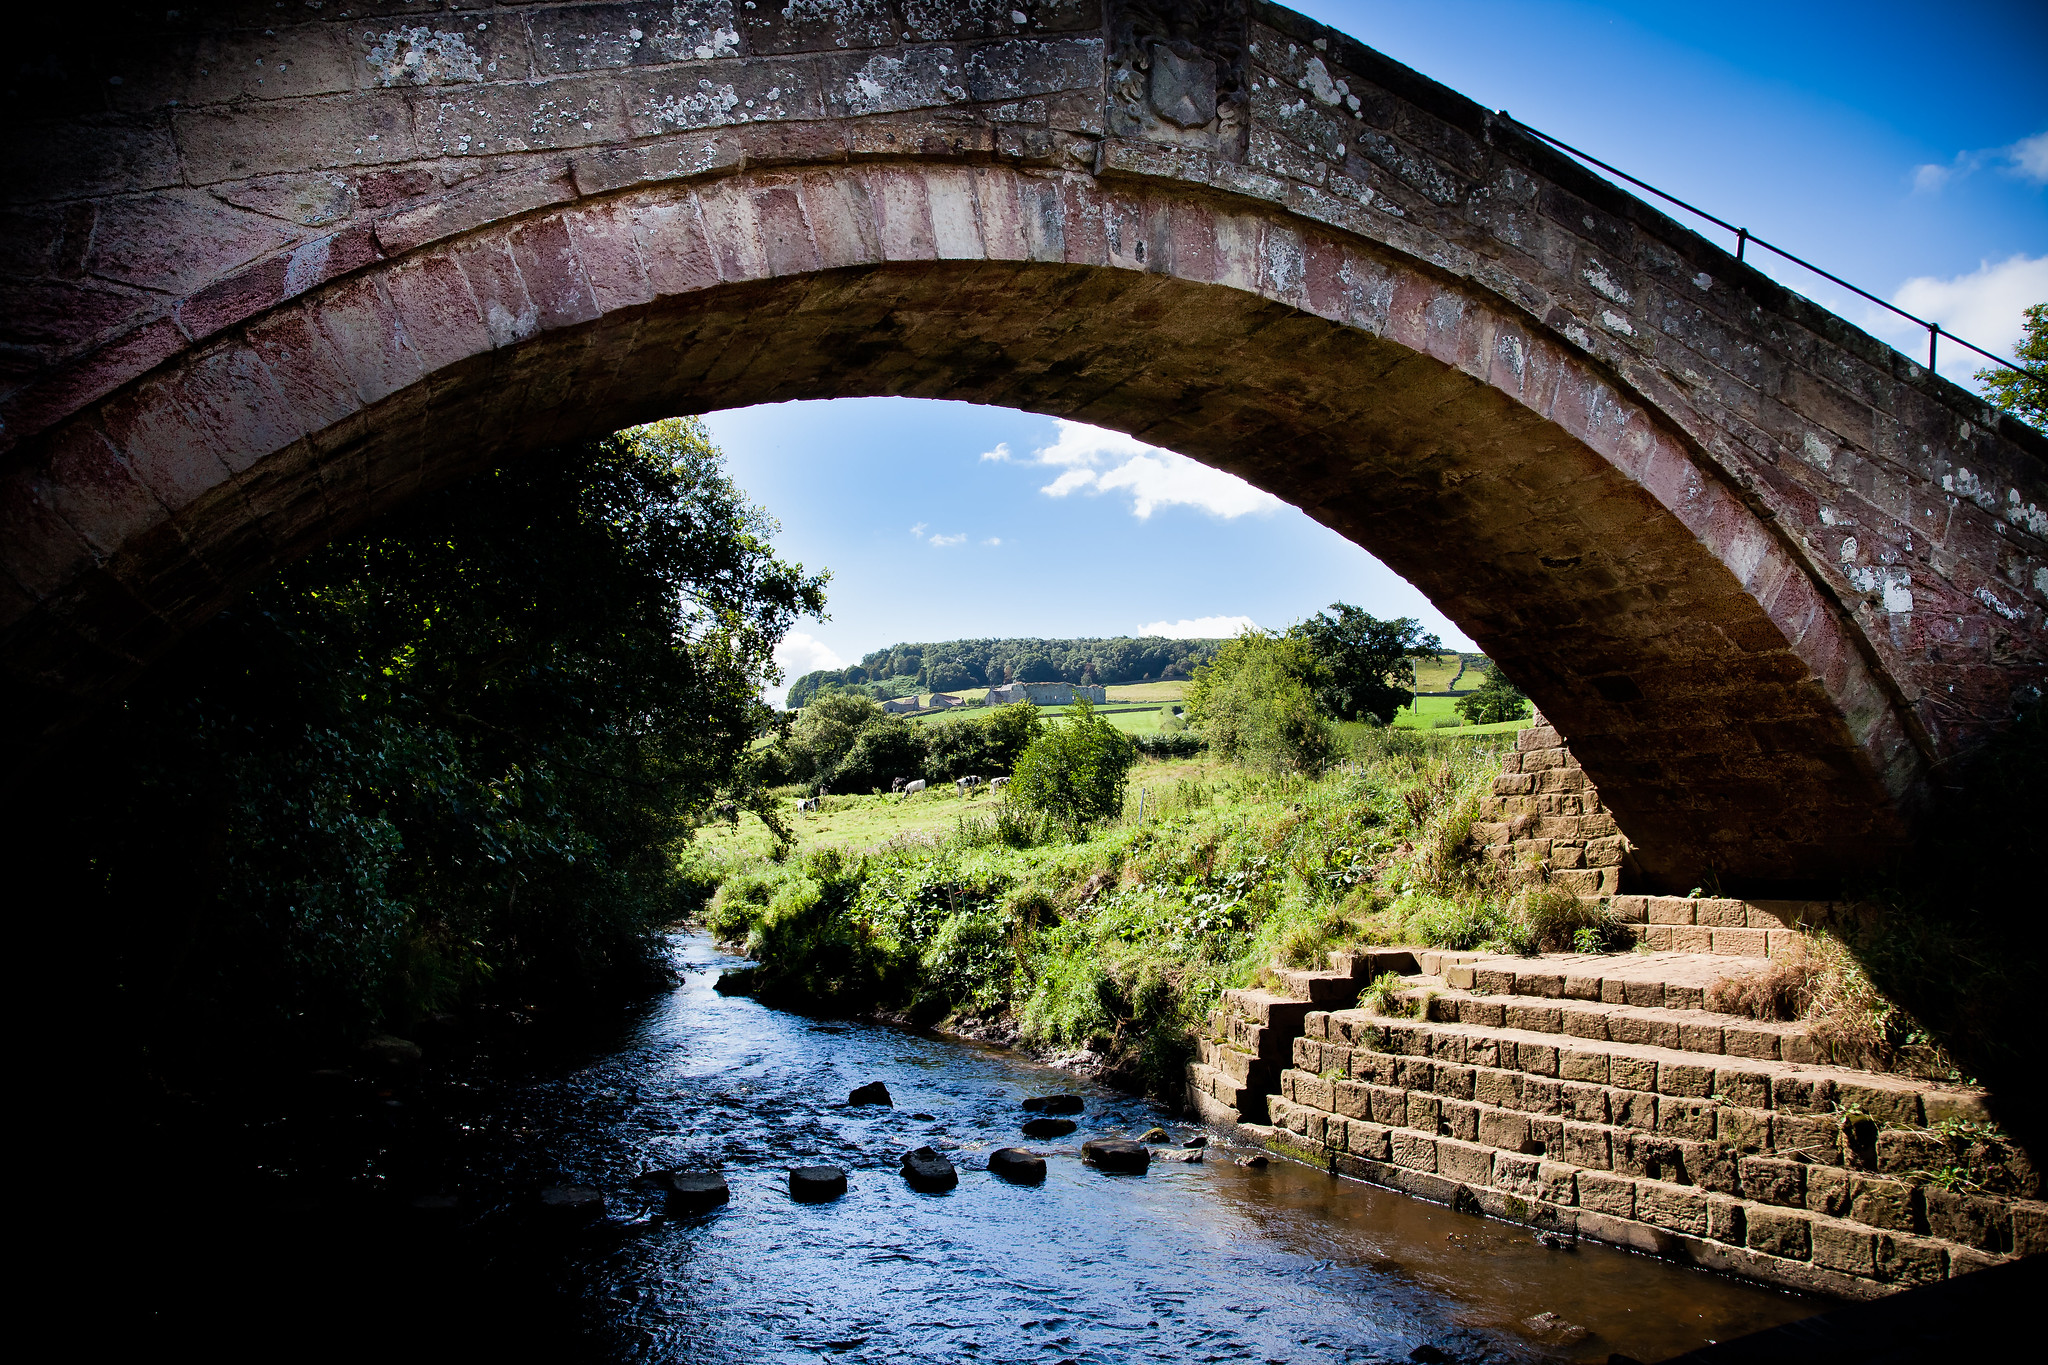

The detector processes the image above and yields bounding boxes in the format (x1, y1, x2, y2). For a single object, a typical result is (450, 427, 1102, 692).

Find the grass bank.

(688, 730, 1557, 1096)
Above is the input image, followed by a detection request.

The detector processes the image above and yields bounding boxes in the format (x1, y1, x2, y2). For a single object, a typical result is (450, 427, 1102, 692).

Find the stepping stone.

(537, 1184, 604, 1220)
(1138, 1127, 1169, 1142)
(664, 1172, 730, 1213)
(847, 1081, 893, 1106)
(1021, 1117, 1077, 1138)
(988, 1148, 1047, 1184)
(1021, 1094, 1084, 1114)
(1081, 1138, 1150, 1174)
(790, 1166, 848, 1202)
(1154, 1148, 1203, 1163)
(900, 1146, 959, 1192)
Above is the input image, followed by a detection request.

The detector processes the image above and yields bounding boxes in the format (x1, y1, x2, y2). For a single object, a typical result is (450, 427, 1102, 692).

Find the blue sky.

(703, 1, 2046, 701)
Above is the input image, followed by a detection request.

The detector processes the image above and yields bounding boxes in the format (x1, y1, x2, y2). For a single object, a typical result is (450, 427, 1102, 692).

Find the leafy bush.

(1008, 699, 1139, 837)
(1456, 668, 1532, 725)
(1185, 631, 1335, 772)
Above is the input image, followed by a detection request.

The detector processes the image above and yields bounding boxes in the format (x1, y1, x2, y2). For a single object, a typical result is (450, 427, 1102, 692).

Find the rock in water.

(789, 1166, 848, 1202)
(1183, 1135, 1208, 1148)
(1020, 1094, 1084, 1114)
(1138, 1127, 1169, 1143)
(988, 1148, 1047, 1184)
(1080, 1138, 1150, 1174)
(1154, 1147, 1203, 1163)
(665, 1172, 731, 1213)
(1520, 1311, 1587, 1345)
(1021, 1117, 1077, 1138)
(847, 1081, 894, 1107)
(361, 1034, 423, 1075)
(537, 1184, 604, 1220)
(1236, 1154, 1268, 1169)
(900, 1146, 959, 1192)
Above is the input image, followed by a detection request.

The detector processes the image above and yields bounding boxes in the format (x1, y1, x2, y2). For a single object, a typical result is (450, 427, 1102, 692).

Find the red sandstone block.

(693, 180, 774, 281)
(509, 215, 602, 329)
(0, 316, 188, 453)
(1390, 1131, 1438, 1173)
(629, 196, 722, 296)
(449, 237, 539, 347)
(968, 167, 1030, 262)
(1711, 928, 1769, 957)
(793, 173, 882, 272)
(862, 168, 939, 263)
(563, 203, 656, 313)
(31, 422, 168, 558)
(1013, 174, 1069, 265)
(244, 305, 368, 437)
(924, 168, 986, 261)
(1299, 234, 1348, 321)
(381, 249, 493, 373)
(1051, 174, 1108, 267)
(376, 168, 577, 258)
(1384, 274, 1433, 354)
(309, 275, 426, 407)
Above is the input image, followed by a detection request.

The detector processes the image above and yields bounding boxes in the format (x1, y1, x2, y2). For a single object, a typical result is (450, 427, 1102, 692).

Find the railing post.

(1929, 324, 1939, 369)
(1736, 227, 1748, 261)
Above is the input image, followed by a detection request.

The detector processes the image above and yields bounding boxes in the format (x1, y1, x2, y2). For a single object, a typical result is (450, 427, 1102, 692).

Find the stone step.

(1327, 947, 1421, 979)
(1221, 987, 1316, 1031)
(1306, 1011, 1989, 1133)
(1417, 985, 1849, 1069)
(1264, 1091, 2038, 1297)
(1188, 1060, 1263, 1119)
(1274, 969, 1367, 1007)
(1414, 949, 1774, 1012)
(1195, 1036, 1279, 1092)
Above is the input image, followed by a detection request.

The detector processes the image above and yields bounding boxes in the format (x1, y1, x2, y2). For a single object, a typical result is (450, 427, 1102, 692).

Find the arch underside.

(14, 254, 1904, 890)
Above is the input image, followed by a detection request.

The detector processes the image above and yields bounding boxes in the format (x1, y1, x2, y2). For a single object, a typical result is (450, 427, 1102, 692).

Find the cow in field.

(902, 779, 927, 796)
(988, 776, 1010, 791)
(795, 796, 821, 812)
(955, 775, 983, 795)
(890, 776, 907, 793)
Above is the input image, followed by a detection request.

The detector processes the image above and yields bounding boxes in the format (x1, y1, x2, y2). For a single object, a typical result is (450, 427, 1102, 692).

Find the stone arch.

(2, 2, 2042, 891)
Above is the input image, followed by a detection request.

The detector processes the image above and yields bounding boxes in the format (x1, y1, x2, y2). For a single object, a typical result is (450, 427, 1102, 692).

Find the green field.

(1103, 681, 1188, 702)
(1386, 692, 1529, 735)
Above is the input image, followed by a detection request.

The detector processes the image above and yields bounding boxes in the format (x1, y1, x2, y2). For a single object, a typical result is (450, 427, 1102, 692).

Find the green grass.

(689, 728, 1542, 1096)
(1104, 682, 1188, 702)
(1383, 692, 1530, 734)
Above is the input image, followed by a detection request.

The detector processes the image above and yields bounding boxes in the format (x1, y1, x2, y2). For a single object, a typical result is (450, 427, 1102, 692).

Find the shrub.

(1456, 668, 1531, 725)
(1008, 699, 1139, 837)
(1360, 970, 1415, 1017)
(1518, 887, 1626, 954)
(1184, 631, 1335, 772)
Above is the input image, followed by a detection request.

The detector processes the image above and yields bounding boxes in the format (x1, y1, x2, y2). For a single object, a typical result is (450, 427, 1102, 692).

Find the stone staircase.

(1248, 945, 2042, 1300)
(1187, 948, 1418, 1126)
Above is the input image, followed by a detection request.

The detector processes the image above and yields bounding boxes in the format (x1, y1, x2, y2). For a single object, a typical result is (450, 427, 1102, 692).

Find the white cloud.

(982, 536, 1002, 546)
(1022, 419, 1285, 519)
(1136, 615, 1260, 638)
(909, 521, 927, 537)
(1870, 253, 2048, 382)
(928, 531, 967, 547)
(1911, 129, 2048, 193)
(979, 442, 1013, 462)
(765, 631, 845, 706)
(2011, 130, 2048, 183)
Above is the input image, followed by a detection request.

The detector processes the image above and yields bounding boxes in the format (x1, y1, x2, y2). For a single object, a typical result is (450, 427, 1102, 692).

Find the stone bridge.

(3, 1, 2043, 890)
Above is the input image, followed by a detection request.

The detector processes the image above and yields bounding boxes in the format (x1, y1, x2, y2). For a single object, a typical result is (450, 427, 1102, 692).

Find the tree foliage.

(785, 635, 1225, 707)
(1288, 603, 1443, 725)
(1006, 699, 1139, 836)
(1184, 631, 1336, 772)
(1975, 301, 2047, 431)
(38, 419, 824, 1050)
(765, 700, 1044, 792)
(1456, 666, 1533, 725)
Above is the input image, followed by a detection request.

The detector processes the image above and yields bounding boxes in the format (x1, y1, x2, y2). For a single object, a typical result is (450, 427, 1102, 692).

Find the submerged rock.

(790, 1166, 848, 1202)
(1520, 1311, 1587, 1345)
(900, 1146, 958, 1192)
(848, 1081, 894, 1107)
(1183, 1135, 1208, 1148)
(988, 1147, 1047, 1184)
(911, 1112, 937, 1121)
(1081, 1138, 1150, 1174)
(1138, 1127, 1169, 1143)
(1236, 1154, 1268, 1168)
(1020, 1094, 1084, 1114)
(1154, 1147, 1202, 1163)
(537, 1184, 604, 1220)
(1021, 1117, 1077, 1138)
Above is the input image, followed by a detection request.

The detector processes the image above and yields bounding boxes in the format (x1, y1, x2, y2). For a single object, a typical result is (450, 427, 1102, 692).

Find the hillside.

(786, 635, 1227, 709)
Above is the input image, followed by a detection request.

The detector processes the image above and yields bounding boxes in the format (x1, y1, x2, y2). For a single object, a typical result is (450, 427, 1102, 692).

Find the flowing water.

(117, 933, 1823, 1361)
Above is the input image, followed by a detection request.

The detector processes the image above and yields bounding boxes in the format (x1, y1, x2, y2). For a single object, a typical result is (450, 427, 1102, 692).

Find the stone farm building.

(985, 683, 1108, 706)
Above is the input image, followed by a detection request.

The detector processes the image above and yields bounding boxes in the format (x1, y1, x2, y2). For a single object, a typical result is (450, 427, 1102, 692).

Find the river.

(115, 932, 1822, 1361)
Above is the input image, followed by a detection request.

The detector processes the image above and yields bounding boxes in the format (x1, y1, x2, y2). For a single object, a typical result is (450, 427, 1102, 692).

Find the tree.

(40, 419, 826, 1050)
(1288, 603, 1443, 725)
(785, 691, 884, 783)
(1457, 666, 1532, 725)
(1975, 302, 2047, 430)
(1184, 631, 1335, 771)
(1006, 699, 1138, 836)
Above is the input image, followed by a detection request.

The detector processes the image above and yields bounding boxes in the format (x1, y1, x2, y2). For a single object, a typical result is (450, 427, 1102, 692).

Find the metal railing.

(1503, 116, 2037, 380)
